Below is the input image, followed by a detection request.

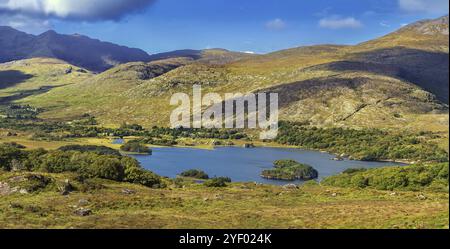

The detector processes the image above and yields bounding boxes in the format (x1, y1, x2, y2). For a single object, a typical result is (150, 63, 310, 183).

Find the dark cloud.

(0, 0, 156, 21)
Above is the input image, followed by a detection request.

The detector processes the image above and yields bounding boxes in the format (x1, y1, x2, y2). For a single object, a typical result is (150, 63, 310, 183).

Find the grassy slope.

(0, 58, 92, 96)
(0, 171, 448, 229)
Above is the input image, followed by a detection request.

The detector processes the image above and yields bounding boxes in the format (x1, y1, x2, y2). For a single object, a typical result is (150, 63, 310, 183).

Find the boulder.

(417, 194, 427, 200)
(78, 199, 90, 206)
(283, 184, 299, 190)
(58, 179, 74, 195)
(0, 182, 12, 196)
(121, 189, 136, 195)
(74, 208, 92, 216)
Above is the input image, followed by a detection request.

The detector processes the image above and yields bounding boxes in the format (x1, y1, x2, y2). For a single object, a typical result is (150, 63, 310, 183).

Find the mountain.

(350, 15, 449, 103)
(0, 27, 151, 72)
(0, 27, 255, 72)
(1, 16, 449, 136)
(0, 26, 35, 62)
(148, 49, 255, 64)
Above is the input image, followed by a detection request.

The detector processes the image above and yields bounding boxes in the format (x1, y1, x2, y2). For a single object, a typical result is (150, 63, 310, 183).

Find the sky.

(0, 0, 449, 54)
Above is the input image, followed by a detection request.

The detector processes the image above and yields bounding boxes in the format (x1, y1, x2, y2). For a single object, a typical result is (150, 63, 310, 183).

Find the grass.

(0, 171, 448, 229)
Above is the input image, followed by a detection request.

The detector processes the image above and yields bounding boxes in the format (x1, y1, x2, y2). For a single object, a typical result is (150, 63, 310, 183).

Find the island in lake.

(261, 160, 319, 181)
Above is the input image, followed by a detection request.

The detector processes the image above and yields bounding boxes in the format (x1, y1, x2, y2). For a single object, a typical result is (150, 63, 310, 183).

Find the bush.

(273, 160, 299, 168)
(262, 160, 319, 181)
(276, 121, 449, 163)
(180, 169, 209, 179)
(10, 174, 53, 193)
(3, 142, 26, 149)
(120, 142, 152, 154)
(322, 163, 449, 192)
(59, 145, 121, 156)
(343, 168, 368, 174)
(37, 151, 74, 173)
(1, 144, 164, 188)
(87, 157, 124, 181)
(204, 177, 232, 187)
(0, 144, 26, 171)
(124, 166, 162, 188)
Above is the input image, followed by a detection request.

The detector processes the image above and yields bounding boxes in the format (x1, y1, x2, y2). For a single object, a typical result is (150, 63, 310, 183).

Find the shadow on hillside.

(148, 50, 203, 62)
(0, 70, 34, 89)
(355, 47, 449, 104)
(0, 85, 61, 105)
(260, 74, 448, 117)
(326, 47, 448, 104)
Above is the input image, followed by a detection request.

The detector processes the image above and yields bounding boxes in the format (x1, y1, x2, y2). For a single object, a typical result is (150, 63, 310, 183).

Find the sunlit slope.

(0, 58, 92, 99)
(20, 58, 189, 125)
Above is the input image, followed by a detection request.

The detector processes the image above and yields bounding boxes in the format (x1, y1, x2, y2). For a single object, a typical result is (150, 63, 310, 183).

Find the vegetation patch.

(180, 169, 209, 180)
(323, 163, 449, 192)
(58, 145, 121, 156)
(261, 160, 319, 181)
(204, 177, 232, 187)
(120, 141, 152, 154)
(276, 121, 449, 163)
(0, 144, 162, 188)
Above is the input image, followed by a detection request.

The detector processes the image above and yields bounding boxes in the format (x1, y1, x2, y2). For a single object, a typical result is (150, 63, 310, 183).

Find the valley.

(0, 15, 449, 229)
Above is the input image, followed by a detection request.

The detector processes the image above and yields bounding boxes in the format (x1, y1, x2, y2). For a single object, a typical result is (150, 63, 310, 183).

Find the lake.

(131, 147, 405, 185)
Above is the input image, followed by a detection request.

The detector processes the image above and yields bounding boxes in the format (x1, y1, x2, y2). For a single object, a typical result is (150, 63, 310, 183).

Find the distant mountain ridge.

(0, 27, 254, 72)
(0, 27, 152, 72)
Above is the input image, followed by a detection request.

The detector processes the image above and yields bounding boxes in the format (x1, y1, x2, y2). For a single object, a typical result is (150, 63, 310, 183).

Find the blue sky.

(1, 0, 448, 54)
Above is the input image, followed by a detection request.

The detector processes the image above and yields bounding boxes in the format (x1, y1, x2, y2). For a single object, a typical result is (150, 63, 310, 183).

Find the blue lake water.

(112, 138, 125, 145)
(131, 147, 405, 185)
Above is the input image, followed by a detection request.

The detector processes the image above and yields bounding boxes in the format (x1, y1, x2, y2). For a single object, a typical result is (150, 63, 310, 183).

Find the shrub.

(37, 151, 74, 173)
(276, 121, 449, 163)
(10, 174, 53, 193)
(2, 146, 164, 188)
(124, 166, 162, 188)
(59, 145, 121, 156)
(262, 160, 319, 181)
(343, 168, 367, 174)
(204, 177, 232, 187)
(120, 142, 152, 154)
(0, 144, 26, 171)
(274, 160, 299, 168)
(88, 157, 124, 181)
(180, 169, 209, 179)
(3, 142, 26, 149)
(322, 163, 449, 192)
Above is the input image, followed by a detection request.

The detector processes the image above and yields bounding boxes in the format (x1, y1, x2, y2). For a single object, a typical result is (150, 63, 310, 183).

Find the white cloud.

(0, 13, 51, 33)
(266, 18, 286, 30)
(399, 0, 449, 14)
(319, 16, 363, 29)
(0, 0, 156, 21)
